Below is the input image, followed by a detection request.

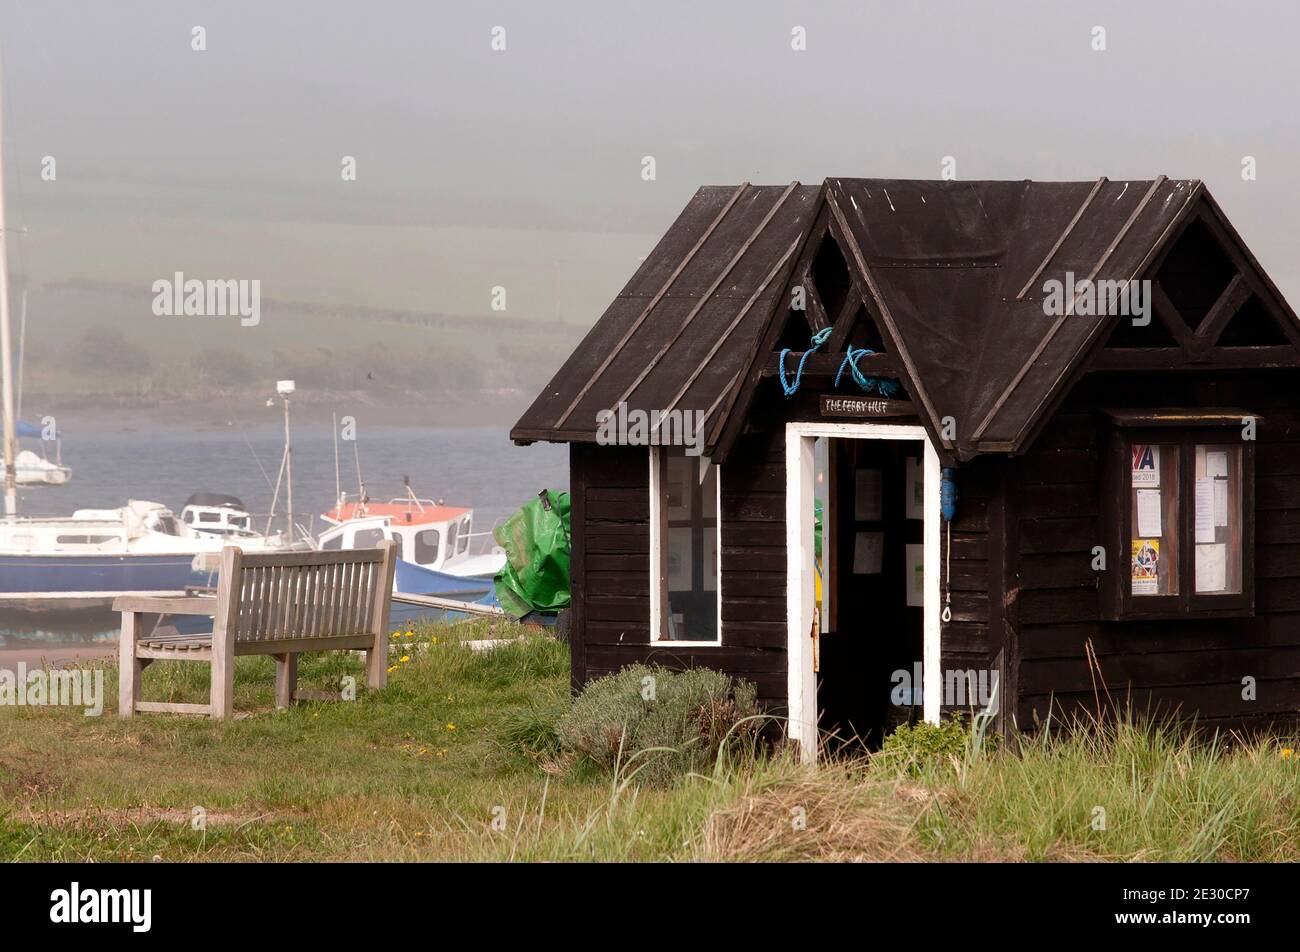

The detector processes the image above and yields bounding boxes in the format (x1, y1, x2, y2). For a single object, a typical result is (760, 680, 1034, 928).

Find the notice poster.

(905, 457, 923, 520)
(1206, 451, 1229, 479)
(1195, 477, 1216, 544)
(1131, 444, 1160, 487)
(853, 531, 883, 574)
(855, 469, 883, 521)
(1131, 539, 1160, 595)
(1136, 489, 1162, 537)
(1196, 543, 1227, 593)
(1213, 479, 1229, 527)
(905, 543, 924, 607)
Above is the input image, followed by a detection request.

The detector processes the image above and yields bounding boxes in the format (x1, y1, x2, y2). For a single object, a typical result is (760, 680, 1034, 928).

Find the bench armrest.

(113, 595, 219, 616)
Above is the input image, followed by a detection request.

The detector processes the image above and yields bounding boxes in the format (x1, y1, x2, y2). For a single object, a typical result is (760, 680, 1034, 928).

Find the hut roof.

(512, 177, 1300, 460)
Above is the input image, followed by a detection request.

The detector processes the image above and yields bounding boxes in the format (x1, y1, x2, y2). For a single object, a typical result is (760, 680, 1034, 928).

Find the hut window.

(1103, 413, 1255, 620)
(650, 447, 721, 644)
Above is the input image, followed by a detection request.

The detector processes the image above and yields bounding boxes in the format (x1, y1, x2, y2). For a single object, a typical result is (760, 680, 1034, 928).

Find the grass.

(1, 621, 1298, 862)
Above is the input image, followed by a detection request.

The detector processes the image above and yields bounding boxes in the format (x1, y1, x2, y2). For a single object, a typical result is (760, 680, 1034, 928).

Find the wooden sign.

(820, 395, 914, 418)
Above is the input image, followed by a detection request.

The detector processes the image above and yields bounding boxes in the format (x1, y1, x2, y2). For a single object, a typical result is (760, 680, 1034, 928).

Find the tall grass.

(1, 623, 1296, 862)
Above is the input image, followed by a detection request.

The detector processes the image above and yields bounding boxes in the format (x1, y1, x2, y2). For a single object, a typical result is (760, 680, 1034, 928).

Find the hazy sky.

(2, 0, 1298, 320)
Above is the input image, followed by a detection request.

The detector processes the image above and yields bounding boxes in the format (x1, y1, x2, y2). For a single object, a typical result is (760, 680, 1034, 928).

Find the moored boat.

(319, 494, 507, 578)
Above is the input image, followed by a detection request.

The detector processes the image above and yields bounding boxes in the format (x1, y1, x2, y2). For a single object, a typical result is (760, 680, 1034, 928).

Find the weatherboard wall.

(1010, 370, 1300, 732)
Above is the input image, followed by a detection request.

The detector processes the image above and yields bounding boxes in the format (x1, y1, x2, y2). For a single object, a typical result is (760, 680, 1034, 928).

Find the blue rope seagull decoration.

(778, 329, 902, 398)
(836, 346, 901, 397)
(778, 327, 833, 397)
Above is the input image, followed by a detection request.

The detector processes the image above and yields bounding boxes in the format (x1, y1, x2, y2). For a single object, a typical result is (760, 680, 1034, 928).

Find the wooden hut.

(511, 178, 1300, 759)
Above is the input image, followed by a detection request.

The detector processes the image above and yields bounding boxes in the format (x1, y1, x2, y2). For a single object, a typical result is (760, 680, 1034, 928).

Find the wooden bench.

(114, 542, 398, 719)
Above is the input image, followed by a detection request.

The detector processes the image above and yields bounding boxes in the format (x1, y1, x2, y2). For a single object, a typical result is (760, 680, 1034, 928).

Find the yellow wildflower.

(1283, 748, 1295, 759)
(400, 655, 410, 663)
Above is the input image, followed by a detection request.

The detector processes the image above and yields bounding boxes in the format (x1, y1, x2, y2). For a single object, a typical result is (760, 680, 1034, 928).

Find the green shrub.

(556, 665, 761, 786)
(878, 717, 974, 774)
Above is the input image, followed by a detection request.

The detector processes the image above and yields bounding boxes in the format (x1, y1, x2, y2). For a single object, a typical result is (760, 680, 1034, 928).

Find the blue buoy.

(941, 467, 958, 521)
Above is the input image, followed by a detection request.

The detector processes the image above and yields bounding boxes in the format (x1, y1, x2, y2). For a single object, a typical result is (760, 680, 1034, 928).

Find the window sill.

(649, 639, 723, 648)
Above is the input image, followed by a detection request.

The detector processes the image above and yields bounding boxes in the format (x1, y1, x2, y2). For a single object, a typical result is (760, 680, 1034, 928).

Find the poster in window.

(854, 469, 883, 521)
(1131, 539, 1160, 595)
(853, 531, 883, 574)
(1196, 543, 1227, 593)
(1194, 477, 1216, 544)
(905, 457, 923, 520)
(905, 543, 924, 607)
(1135, 489, 1162, 537)
(1131, 444, 1160, 487)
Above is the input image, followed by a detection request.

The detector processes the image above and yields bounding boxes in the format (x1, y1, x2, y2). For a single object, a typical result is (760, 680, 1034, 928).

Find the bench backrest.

(215, 541, 398, 645)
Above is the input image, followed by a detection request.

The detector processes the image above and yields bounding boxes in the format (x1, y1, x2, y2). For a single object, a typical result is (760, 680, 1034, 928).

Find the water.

(1, 423, 568, 651)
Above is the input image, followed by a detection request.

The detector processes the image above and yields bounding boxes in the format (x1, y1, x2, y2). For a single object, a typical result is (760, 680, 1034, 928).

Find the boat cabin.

(512, 177, 1300, 759)
(318, 499, 504, 578)
(179, 492, 259, 539)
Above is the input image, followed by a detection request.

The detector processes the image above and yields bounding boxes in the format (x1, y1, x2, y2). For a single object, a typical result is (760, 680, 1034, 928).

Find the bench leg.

(274, 653, 298, 709)
(118, 612, 142, 718)
(210, 630, 235, 721)
(366, 642, 387, 691)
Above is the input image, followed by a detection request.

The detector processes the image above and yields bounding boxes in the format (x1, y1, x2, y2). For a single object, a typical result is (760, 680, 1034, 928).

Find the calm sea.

(1, 424, 568, 650)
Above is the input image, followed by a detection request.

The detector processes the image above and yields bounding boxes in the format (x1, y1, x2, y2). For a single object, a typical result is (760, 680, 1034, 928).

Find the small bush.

(556, 665, 761, 786)
(878, 717, 972, 774)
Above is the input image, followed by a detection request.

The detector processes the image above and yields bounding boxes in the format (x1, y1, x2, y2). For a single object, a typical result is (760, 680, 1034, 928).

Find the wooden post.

(274, 653, 297, 709)
(366, 540, 398, 690)
(210, 545, 243, 719)
(118, 611, 141, 718)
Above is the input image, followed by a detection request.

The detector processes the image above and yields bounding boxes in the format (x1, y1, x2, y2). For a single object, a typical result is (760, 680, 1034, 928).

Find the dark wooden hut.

(512, 177, 1300, 758)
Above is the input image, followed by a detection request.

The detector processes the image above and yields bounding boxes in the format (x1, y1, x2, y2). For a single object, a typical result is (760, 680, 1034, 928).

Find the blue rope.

(779, 327, 833, 397)
(835, 347, 902, 396)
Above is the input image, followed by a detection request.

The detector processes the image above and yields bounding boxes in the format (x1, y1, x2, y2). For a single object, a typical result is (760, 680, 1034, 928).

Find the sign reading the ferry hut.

(820, 395, 914, 418)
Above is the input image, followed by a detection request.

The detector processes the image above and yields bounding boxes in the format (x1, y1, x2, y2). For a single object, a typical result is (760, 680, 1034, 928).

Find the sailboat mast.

(0, 78, 19, 520)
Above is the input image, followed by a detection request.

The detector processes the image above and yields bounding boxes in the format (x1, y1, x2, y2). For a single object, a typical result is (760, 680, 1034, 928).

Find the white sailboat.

(0, 82, 284, 599)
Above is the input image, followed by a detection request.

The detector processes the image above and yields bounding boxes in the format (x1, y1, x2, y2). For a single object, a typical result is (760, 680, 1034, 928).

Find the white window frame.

(649, 447, 723, 647)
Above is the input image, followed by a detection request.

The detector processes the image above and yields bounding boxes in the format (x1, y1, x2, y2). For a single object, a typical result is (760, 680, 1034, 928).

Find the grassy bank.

(1, 621, 1297, 862)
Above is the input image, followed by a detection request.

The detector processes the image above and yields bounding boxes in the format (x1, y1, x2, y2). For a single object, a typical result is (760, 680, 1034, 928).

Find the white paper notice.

(1206, 451, 1229, 479)
(905, 543, 924, 607)
(1132, 576, 1159, 596)
(853, 531, 883, 574)
(1195, 477, 1216, 544)
(1196, 543, 1227, 593)
(904, 457, 923, 520)
(1136, 490, 1162, 537)
(855, 469, 883, 521)
(1213, 479, 1228, 527)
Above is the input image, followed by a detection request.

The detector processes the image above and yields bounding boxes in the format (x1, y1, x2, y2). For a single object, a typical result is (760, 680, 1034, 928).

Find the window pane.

(354, 528, 386, 548)
(414, 529, 441, 563)
(1130, 443, 1179, 596)
(662, 452, 718, 641)
(1194, 444, 1242, 594)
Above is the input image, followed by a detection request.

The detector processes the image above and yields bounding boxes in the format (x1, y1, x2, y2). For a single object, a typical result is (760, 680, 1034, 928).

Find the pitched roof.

(510, 182, 822, 445)
(824, 177, 1202, 454)
(512, 176, 1300, 460)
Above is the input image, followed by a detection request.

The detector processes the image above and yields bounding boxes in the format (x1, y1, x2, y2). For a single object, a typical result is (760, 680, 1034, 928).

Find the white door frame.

(785, 421, 942, 764)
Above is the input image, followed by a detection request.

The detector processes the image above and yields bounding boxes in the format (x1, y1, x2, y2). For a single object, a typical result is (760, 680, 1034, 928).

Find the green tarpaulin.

(494, 489, 572, 618)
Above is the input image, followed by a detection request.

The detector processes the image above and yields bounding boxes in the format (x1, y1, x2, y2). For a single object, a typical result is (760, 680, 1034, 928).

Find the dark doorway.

(816, 437, 925, 751)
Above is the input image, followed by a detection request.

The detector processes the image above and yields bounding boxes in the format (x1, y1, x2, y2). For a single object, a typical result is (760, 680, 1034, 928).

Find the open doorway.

(816, 436, 926, 751)
(785, 422, 940, 763)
